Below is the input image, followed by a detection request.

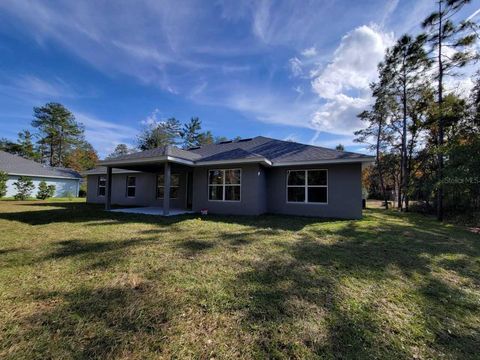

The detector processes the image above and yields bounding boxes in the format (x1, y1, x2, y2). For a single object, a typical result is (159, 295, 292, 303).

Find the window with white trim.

(287, 169, 327, 203)
(126, 176, 136, 197)
(156, 173, 180, 199)
(208, 169, 241, 201)
(98, 176, 106, 196)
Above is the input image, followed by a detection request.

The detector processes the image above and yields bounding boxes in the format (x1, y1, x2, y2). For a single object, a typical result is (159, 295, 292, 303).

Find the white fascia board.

(272, 157, 375, 166)
(7, 172, 81, 180)
(98, 156, 195, 167)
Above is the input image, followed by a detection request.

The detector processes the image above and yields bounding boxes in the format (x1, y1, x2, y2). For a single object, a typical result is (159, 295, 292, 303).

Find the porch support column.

(105, 166, 112, 210)
(163, 162, 171, 216)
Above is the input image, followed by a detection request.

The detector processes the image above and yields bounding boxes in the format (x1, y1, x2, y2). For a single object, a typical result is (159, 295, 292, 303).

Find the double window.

(126, 176, 136, 197)
(156, 174, 180, 199)
(287, 169, 327, 203)
(98, 176, 106, 196)
(208, 169, 241, 201)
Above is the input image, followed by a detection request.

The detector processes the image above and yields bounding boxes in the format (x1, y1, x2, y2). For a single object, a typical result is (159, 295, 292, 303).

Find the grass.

(0, 200, 479, 359)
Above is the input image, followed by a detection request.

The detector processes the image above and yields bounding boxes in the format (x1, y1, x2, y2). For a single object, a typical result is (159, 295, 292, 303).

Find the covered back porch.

(102, 159, 194, 216)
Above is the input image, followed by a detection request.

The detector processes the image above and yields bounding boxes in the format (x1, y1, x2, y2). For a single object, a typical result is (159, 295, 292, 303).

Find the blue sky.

(0, 1, 478, 158)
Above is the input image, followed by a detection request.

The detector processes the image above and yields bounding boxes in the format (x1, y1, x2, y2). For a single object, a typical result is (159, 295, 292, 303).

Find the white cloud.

(288, 57, 303, 77)
(252, 0, 272, 43)
(301, 47, 317, 57)
(284, 133, 299, 142)
(309, 25, 394, 135)
(311, 25, 393, 100)
(141, 108, 162, 126)
(76, 112, 137, 158)
(311, 95, 371, 135)
(0, 75, 83, 100)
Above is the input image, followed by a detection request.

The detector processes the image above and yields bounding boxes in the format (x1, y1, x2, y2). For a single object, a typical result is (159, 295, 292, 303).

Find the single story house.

(85, 136, 374, 219)
(0, 150, 82, 198)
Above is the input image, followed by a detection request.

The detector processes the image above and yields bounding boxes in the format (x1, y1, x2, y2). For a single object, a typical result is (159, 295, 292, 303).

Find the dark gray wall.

(192, 163, 267, 215)
(86, 162, 363, 219)
(86, 166, 190, 209)
(265, 163, 362, 219)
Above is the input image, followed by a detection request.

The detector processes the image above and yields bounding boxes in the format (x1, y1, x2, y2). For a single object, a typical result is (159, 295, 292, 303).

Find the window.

(98, 176, 106, 196)
(126, 176, 136, 197)
(208, 169, 241, 201)
(287, 169, 327, 203)
(156, 174, 180, 199)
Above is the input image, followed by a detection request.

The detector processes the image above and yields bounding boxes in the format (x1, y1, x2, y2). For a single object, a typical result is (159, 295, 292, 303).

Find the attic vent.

(237, 138, 252, 142)
(188, 146, 200, 150)
(219, 140, 232, 144)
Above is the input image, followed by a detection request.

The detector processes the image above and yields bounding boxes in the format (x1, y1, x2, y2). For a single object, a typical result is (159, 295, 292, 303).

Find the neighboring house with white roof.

(0, 150, 82, 198)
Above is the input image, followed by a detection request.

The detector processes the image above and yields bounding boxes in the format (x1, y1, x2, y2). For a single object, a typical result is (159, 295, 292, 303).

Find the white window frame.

(126, 176, 136, 198)
(208, 168, 241, 202)
(156, 173, 180, 199)
(98, 176, 106, 197)
(286, 169, 328, 204)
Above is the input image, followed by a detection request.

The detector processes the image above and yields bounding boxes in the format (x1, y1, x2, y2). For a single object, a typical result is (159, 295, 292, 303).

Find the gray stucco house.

(85, 136, 374, 219)
(0, 150, 82, 197)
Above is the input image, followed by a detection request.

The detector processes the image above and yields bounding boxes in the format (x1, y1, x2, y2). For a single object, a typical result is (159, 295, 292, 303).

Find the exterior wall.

(265, 163, 363, 219)
(85, 162, 362, 219)
(86, 167, 190, 209)
(6, 175, 80, 198)
(192, 163, 267, 216)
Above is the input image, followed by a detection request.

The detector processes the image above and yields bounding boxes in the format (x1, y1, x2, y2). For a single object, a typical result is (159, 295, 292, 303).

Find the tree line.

(1, 102, 232, 169)
(355, 0, 479, 222)
(0, 103, 98, 172)
(109, 116, 231, 158)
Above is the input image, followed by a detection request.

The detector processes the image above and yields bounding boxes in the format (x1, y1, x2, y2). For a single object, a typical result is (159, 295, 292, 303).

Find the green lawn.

(0, 200, 479, 359)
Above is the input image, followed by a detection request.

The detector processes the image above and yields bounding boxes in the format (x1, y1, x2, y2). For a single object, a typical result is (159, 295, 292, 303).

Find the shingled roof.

(99, 136, 373, 167)
(0, 151, 82, 179)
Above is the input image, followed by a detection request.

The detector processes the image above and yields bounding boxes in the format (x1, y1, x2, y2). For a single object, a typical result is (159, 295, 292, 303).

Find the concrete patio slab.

(110, 207, 194, 216)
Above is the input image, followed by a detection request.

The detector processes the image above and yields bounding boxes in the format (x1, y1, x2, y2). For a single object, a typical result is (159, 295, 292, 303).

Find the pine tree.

(13, 176, 35, 200)
(180, 117, 202, 149)
(36, 181, 56, 199)
(137, 118, 181, 150)
(422, 0, 479, 220)
(32, 103, 84, 167)
(382, 34, 431, 211)
(107, 144, 132, 159)
(17, 130, 39, 160)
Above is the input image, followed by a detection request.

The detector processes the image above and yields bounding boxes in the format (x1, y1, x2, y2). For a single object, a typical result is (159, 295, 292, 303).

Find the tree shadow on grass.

(5, 284, 172, 359)
(174, 239, 216, 258)
(1, 201, 349, 232)
(229, 215, 480, 358)
(1, 237, 160, 271)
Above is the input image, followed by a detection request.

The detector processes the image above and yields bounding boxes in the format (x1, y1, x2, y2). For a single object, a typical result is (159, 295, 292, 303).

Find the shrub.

(13, 176, 35, 200)
(0, 171, 7, 198)
(36, 181, 56, 200)
(79, 182, 87, 198)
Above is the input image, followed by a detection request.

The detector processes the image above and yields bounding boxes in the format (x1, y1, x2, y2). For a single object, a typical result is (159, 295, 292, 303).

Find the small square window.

(225, 186, 240, 201)
(308, 187, 327, 203)
(127, 187, 136, 197)
(287, 171, 305, 186)
(287, 187, 305, 202)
